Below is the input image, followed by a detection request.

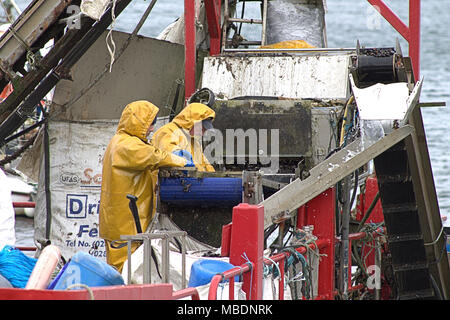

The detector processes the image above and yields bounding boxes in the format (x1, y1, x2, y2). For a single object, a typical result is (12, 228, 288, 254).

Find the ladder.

(221, 0, 268, 51)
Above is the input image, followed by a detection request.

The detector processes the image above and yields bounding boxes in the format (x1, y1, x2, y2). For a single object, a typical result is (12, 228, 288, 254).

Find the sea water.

(11, 0, 450, 246)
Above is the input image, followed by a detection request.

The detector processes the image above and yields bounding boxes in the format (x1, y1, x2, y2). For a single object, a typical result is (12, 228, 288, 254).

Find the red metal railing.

(208, 229, 383, 300)
(209, 187, 386, 300)
(172, 287, 200, 300)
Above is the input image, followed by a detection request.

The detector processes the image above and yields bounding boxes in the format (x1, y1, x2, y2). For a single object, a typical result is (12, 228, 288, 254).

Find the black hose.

(357, 192, 381, 232)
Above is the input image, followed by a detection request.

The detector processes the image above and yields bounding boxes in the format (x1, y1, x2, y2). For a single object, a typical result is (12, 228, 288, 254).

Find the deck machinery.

(0, 0, 447, 300)
(160, 0, 450, 300)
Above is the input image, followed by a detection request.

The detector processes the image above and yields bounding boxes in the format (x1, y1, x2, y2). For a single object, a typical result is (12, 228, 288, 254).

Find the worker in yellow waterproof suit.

(152, 102, 216, 172)
(99, 100, 188, 272)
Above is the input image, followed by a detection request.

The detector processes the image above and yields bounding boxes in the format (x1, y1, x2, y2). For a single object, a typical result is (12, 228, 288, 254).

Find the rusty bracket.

(271, 210, 294, 225)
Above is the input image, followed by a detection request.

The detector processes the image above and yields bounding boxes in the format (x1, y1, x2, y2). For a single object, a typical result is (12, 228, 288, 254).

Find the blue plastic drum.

(48, 251, 125, 290)
(188, 259, 239, 287)
(159, 177, 242, 206)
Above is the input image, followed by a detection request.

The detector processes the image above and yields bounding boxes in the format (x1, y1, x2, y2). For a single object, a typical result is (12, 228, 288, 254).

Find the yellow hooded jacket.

(99, 101, 186, 242)
(152, 103, 216, 172)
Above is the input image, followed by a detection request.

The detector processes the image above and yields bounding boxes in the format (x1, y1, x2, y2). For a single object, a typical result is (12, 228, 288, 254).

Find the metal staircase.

(221, 0, 268, 51)
(373, 109, 450, 299)
(374, 140, 436, 298)
(261, 115, 450, 299)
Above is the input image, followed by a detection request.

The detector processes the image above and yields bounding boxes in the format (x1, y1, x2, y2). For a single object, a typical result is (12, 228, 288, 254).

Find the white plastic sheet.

(80, 0, 110, 21)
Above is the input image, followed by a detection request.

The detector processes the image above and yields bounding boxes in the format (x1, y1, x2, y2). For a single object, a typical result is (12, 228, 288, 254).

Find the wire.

(65, 283, 95, 300)
(424, 225, 444, 246)
(339, 95, 354, 147)
(51, 0, 158, 119)
(106, 0, 117, 72)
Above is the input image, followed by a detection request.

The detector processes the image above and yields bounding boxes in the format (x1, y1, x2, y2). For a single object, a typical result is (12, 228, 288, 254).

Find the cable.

(65, 283, 95, 300)
(424, 225, 444, 246)
(357, 191, 380, 232)
(106, 0, 117, 72)
(52, 0, 158, 118)
(339, 95, 354, 147)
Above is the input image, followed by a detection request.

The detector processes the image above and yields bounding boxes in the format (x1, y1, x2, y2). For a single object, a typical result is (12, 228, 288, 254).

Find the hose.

(340, 96, 354, 146)
(357, 192, 381, 232)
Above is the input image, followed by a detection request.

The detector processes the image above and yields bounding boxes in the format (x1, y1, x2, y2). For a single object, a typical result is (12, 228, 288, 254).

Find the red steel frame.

(184, 0, 421, 100)
(184, 0, 221, 101)
(367, 0, 421, 80)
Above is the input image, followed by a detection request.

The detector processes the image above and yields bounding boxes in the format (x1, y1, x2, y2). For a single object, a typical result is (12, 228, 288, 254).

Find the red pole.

(172, 287, 200, 300)
(229, 203, 264, 300)
(297, 188, 336, 300)
(409, 0, 421, 80)
(184, 0, 197, 101)
(204, 0, 221, 55)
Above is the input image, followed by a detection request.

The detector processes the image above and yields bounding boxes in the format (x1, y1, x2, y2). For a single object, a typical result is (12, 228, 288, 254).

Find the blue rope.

(241, 252, 253, 300)
(0, 246, 37, 288)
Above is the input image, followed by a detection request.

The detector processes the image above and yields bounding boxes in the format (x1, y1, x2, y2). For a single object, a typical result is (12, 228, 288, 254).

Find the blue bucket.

(49, 251, 124, 290)
(188, 259, 238, 287)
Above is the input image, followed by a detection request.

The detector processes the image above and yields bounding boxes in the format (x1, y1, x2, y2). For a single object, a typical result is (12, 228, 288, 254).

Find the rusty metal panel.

(211, 99, 312, 160)
(0, 0, 71, 78)
(50, 31, 185, 120)
(201, 54, 351, 100)
(209, 99, 343, 169)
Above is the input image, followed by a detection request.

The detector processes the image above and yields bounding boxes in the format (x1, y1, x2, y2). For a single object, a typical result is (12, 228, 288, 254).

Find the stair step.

(376, 174, 412, 183)
(392, 262, 428, 272)
(387, 233, 423, 243)
(382, 203, 417, 214)
(398, 289, 435, 300)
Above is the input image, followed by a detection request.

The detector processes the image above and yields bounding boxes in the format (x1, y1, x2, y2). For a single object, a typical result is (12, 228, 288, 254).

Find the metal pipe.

(162, 236, 169, 283)
(44, 117, 51, 240)
(172, 287, 200, 300)
(184, 0, 196, 99)
(127, 240, 132, 285)
(228, 17, 262, 24)
(12, 201, 35, 208)
(261, 0, 267, 46)
(339, 175, 351, 300)
(375, 239, 381, 300)
(181, 234, 186, 289)
(143, 238, 151, 284)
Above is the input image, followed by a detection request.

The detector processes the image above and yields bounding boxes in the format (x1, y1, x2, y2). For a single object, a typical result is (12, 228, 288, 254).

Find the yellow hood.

(117, 100, 159, 140)
(99, 100, 187, 246)
(172, 103, 216, 130)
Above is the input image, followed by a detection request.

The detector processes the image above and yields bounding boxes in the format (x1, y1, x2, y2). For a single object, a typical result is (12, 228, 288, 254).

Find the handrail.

(208, 263, 252, 300)
(172, 287, 200, 300)
(208, 238, 329, 300)
(13, 201, 35, 208)
(208, 228, 384, 300)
